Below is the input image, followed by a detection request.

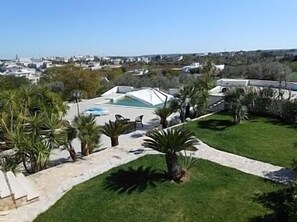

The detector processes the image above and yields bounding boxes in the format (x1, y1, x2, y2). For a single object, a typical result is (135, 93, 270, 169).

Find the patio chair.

(115, 114, 130, 122)
(135, 115, 144, 128)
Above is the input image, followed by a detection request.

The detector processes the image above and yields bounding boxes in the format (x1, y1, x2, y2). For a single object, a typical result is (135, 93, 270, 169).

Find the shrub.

(281, 100, 297, 124)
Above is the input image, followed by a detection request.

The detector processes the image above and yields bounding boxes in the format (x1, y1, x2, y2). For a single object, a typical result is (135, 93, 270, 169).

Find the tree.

(43, 65, 101, 100)
(73, 115, 100, 156)
(170, 85, 194, 122)
(190, 81, 209, 117)
(3, 113, 63, 173)
(0, 90, 20, 131)
(253, 87, 275, 115)
(143, 128, 198, 181)
(154, 107, 173, 128)
(224, 88, 249, 124)
(100, 120, 129, 147)
(0, 87, 69, 173)
(61, 121, 78, 161)
(190, 60, 216, 118)
(31, 87, 68, 116)
(281, 100, 297, 124)
(0, 76, 30, 91)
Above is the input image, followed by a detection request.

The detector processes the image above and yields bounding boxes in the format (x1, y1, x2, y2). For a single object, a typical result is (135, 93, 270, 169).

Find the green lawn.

(185, 113, 297, 168)
(289, 72, 297, 82)
(35, 155, 286, 222)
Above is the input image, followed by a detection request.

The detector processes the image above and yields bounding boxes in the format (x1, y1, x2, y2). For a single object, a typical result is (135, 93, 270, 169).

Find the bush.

(281, 100, 297, 124)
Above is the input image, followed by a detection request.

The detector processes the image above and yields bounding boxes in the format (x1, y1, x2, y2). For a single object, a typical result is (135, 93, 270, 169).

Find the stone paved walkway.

(0, 143, 156, 222)
(193, 141, 297, 184)
(1, 133, 296, 221)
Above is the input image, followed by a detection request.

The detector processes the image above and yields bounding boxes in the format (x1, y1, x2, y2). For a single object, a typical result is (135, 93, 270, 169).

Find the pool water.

(109, 97, 165, 108)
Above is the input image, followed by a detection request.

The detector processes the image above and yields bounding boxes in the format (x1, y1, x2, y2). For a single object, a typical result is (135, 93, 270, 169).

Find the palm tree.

(186, 60, 216, 118)
(0, 90, 20, 131)
(143, 128, 198, 181)
(100, 120, 129, 147)
(73, 115, 100, 156)
(61, 121, 78, 161)
(22, 136, 51, 172)
(190, 88, 209, 117)
(170, 85, 194, 122)
(19, 87, 34, 118)
(41, 113, 64, 150)
(31, 87, 68, 117)
(0, 88, 69, 173)
(154, 107, 173, 128)
(224, 88, 248, 124)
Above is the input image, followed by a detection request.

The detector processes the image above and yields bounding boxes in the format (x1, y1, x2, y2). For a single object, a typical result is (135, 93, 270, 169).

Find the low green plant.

(178, 151, 198, 171)
(0, 154, 20, 173)
(101, 120, 129, 147)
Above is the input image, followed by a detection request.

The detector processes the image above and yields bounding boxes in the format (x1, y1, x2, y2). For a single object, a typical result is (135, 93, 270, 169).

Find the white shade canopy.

(126, 88, 173, 106)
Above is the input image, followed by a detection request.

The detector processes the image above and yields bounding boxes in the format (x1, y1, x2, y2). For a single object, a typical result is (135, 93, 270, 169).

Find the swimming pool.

(108, 97, 165, 108)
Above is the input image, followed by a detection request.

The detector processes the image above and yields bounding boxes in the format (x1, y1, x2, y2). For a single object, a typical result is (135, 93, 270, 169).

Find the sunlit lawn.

(185, 112, 297, 168)
(35, 155, 285, 222)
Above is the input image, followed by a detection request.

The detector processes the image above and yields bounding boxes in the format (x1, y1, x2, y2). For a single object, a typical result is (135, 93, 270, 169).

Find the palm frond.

(143, 128, 198, 154)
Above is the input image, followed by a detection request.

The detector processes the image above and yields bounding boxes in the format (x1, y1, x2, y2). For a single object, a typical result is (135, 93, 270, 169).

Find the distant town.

(1, 48, 297, 85)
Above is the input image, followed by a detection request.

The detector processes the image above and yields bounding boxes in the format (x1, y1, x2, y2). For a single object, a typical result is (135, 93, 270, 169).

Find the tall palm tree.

(154, 107, 173, 128)
(186, 60, 216, 118)
(73, 115, 100, 156)
(143, 128, 198, 181)
(101, 120, 129, 147)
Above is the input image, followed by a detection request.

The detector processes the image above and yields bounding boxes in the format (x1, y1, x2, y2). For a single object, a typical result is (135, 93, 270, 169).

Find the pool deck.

(50, 95, 167, 162)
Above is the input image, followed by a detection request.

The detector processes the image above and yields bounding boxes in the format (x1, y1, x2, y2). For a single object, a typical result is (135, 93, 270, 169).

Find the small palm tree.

(143, 128, 198, 181)
(171, 85, 194, 122)
(0, 90, 19, 131)
(224, 88, 248, 124)
(154, 107, 173, 128)
(101, 120, 129, 147)
(73, 115, 100, 156)
(60, 120, 77, 161)
(19, 87, 33, 118)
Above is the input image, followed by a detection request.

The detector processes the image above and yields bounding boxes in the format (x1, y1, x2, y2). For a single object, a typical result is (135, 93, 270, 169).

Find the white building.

(181, 63, 201, 73)
(0, 62, 40, 84)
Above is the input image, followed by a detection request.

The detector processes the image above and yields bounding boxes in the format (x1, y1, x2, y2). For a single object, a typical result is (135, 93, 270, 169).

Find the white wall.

(216, 79, 249, 87)
(118, 86, 134, 93)
(217, 78, 297, 91)
(249, 79, 297, 91)
(101, 86, 134, 96)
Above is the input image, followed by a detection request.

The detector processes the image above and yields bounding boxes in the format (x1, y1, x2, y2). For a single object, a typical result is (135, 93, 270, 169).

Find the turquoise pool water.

(109, 97, 165, 108)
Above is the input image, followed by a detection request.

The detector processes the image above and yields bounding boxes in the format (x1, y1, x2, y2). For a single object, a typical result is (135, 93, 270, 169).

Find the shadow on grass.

(263, 169, 297, 184)
(263, 118, 297, 130)
(103, 166, 167, 194)
(197, 119, 234, 131)
(250, 187, 293, 222)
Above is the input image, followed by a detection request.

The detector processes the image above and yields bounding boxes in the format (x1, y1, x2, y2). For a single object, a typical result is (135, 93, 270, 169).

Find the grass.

(289, 72, 297, 82)
(35, 155, 286, 222)
(184, 112, 297, 168)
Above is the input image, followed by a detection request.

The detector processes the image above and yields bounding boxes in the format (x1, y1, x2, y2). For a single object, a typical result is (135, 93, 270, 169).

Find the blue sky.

(1, 0, 297, 58)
